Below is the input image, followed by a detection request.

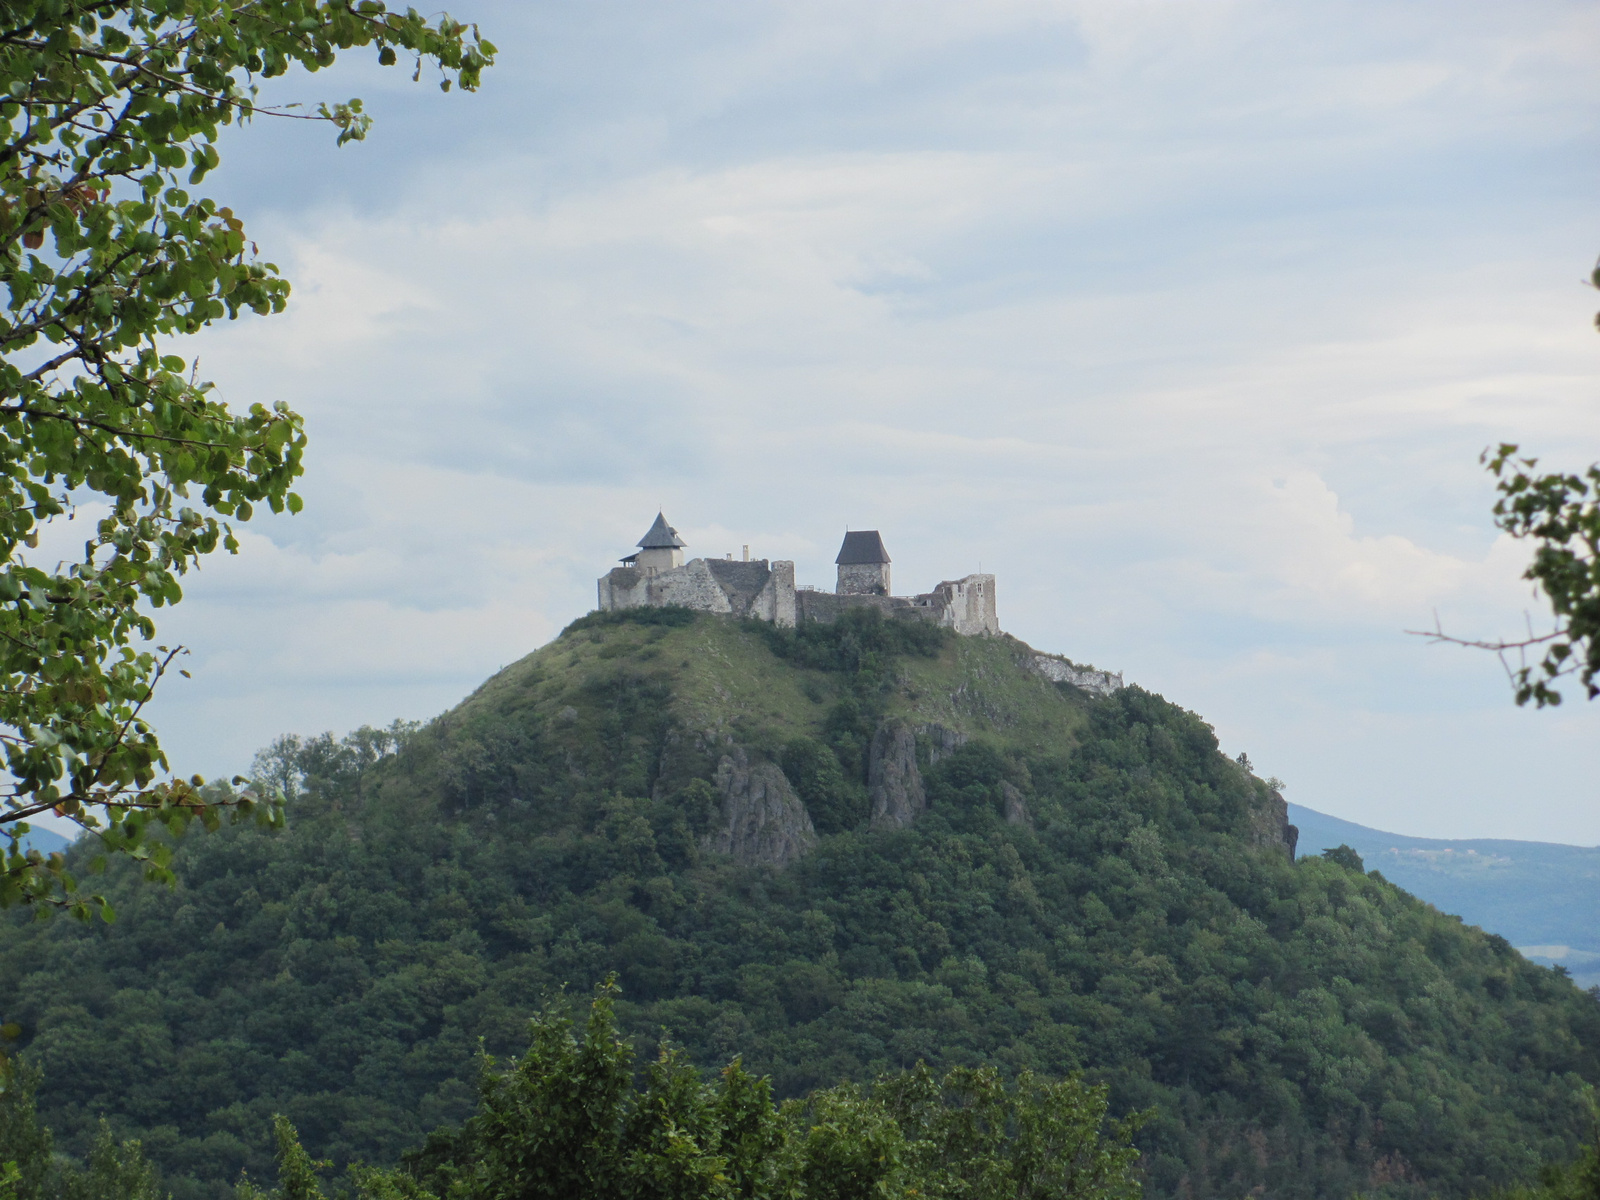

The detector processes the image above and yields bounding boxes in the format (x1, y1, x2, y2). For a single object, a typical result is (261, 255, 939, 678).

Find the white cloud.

(125, 0, 1600, 843)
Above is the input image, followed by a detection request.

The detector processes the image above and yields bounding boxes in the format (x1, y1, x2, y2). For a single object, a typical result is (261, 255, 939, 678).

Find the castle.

(596, 513, 1000, 636)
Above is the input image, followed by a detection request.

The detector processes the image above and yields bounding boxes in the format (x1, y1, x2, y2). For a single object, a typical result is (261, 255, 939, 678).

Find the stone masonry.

(596, 513, 999, 636)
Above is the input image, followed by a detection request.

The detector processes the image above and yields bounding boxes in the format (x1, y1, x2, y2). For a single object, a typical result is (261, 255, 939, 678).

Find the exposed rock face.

(1028, 654, 1124, 697)
(710, 748, 816, 867)
(919, 723, 968, 767)
(1001, 780, 1032, 829)
(869, 721, 925, 830)
(1246, 784, 1297, 861)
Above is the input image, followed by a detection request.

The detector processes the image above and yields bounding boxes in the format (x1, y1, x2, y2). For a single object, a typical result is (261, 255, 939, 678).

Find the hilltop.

(1, 609, 1596, 1200)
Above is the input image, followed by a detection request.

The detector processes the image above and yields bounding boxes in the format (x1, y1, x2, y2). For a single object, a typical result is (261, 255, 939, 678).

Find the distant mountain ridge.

(1289, 804, 1600, 987)
(9, 825, 69, 856)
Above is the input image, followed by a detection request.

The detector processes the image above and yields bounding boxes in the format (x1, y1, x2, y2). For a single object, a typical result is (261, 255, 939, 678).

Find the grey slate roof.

(835, 530, 890, 565)
(637, 512, 687, 549)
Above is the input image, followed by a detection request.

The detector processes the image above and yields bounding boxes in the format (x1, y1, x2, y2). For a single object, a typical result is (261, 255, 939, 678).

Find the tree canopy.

(0, 0, 492, 917)
(4, 613, 1595, 1199)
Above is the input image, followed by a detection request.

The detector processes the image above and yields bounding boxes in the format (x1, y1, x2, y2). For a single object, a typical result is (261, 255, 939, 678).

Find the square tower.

(836, 530, 891, 596)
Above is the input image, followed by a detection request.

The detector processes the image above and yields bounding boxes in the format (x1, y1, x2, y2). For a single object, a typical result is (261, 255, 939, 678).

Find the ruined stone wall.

(704, 559, 776, 618)
(600, 555, 994, 638)
(920, 574, 998, 636)
(795, 590, 939, 626)
(598, 566, 648, 611)
(602, 557, 798, 621)
(751, 560, 797, 627)
(644, 559, 731, 613)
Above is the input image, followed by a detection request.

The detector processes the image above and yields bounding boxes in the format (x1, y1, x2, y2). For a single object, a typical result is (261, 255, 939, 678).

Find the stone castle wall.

(599, 558, 797, 626)
(599, 550, 994, 637)
(837, 562, 890, 596)
(921, 574, 998, 636)
(599, 559, 732, 615)
(795, 590, 906, 625)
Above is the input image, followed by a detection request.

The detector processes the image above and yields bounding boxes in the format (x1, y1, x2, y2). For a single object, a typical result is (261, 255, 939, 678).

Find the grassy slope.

(441, 617, 1091, 792)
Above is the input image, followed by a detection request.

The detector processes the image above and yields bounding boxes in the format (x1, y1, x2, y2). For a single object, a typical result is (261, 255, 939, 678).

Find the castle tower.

(835, 530, 891, 596)
(625, 512, 686, 576)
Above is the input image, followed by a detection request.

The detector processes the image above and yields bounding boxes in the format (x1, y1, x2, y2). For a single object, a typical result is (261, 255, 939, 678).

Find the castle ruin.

(596, 513, 1000, 636)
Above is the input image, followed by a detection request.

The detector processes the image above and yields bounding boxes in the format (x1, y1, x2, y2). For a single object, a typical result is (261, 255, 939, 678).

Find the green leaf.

(0, 0, 490, 914)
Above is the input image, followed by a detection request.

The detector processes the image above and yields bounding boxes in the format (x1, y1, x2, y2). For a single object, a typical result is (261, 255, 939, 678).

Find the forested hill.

(1289, 804, 1600, 988)
(3, 608, 1597, 1200)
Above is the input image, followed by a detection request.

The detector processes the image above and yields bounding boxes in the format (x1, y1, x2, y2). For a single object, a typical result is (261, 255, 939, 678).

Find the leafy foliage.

(1478, 446, 1600, 706)
(0, 617, 1595, 1200)
(752, 606, 949, 676)
(0, 1064, 159, 1200)
(1482, 1092, 1600, 1200)
(0, 0, 492, 913)
(564, 606, 703, 635)
(240, 985, 1144, 1200)
(1321, 844, 1365, 873)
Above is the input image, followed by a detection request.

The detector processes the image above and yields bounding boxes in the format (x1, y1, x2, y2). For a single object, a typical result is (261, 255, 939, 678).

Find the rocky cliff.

(711, 747, 816, 866)
(868, 721, 924, 830)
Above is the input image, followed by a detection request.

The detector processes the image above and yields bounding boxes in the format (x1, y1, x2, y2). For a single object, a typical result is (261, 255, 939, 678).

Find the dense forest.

(2, 609, 1596, 1200)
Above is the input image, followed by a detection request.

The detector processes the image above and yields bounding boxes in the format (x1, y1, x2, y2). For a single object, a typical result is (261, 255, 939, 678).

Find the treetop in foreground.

(242, 983, 1147, 1200)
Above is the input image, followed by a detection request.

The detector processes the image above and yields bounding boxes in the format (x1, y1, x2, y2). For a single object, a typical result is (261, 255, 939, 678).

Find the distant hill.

(2, 609, 1596, 1200)
(9, 824, 69, 856)
(1290, 805, 1600, 988)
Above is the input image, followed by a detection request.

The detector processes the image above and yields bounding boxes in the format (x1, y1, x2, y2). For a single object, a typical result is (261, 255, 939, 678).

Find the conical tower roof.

(637, 512, 687, 550)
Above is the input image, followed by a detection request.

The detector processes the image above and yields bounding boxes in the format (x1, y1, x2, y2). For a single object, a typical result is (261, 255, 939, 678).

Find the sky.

(112, 0, 1600, 844)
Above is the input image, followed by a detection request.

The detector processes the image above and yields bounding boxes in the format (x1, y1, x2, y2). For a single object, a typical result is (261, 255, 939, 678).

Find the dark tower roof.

(637, 512, 687, 550)
(835, 530, 890, 565)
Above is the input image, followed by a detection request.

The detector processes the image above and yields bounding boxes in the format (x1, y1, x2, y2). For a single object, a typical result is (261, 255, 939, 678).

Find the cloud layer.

(135, 0, 1600, 842)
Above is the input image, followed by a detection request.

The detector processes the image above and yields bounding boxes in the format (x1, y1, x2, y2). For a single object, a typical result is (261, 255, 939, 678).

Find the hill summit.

(1, 607, 1595, 1200)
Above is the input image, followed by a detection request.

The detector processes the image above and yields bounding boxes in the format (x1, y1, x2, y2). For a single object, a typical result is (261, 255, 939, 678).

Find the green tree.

(0, 0, 492, 918)
(468, 982, 636, 1200)
(1418, 259, 1600, 708)
(368, 983, 1147, 1200)
(877, 1063, 1148, 1200)
(1485, 1089, 1600, 1200)
(0, 1063, 158, 1200)
(1475, 445, 1600, 706)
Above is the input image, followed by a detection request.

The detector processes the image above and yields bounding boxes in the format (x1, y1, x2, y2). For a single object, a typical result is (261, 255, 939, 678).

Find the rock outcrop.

(868, 720, 925, 830)
(1001, 780, 1032, 829)
(1027, 653, 1124, 697)
(919, 723, 968, 767)
(709, 747, 816, 867)
(1245, 783, 1297, 861)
